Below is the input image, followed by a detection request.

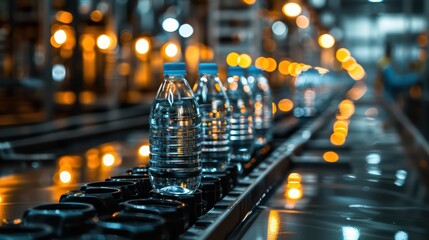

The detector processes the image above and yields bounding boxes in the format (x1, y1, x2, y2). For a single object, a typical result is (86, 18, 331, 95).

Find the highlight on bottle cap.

(164, 62, 186, 75)
(247, 65, 263, 75)
(228, 66, 245, 76)
(199, 63, 218, 75)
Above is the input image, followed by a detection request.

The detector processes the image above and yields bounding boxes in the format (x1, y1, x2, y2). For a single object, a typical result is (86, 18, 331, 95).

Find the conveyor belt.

(1, 82, 429, 239)
(227, 88, 429, 239)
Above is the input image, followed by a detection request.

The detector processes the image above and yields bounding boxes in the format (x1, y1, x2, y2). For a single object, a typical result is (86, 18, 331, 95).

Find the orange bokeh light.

(323, 151, 339, 163)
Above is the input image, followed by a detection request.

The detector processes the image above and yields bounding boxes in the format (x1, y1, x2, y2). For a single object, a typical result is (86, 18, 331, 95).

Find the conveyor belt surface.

(231, 89, 429, 239)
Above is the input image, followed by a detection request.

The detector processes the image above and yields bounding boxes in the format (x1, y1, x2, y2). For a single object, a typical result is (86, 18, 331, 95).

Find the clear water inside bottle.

(226, 75, 255, 162)
(149, 97, 202, 195)
(248, 75, 273, 146)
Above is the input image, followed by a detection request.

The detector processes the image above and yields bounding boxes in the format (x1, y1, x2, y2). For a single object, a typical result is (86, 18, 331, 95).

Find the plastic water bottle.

(193, 63, 231, 172)
(247, 66, 273, 146)
(293, 67, 321, 118)
(149, 62, 202, 195)
(225, 66, 254, 163)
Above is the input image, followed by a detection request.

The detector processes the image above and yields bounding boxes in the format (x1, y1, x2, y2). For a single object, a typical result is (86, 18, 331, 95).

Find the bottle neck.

(164, 74, 186, 81)
(201, 73, 217, 77)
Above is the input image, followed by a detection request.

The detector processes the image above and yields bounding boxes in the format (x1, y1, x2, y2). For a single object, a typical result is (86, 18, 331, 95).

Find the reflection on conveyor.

(237, 86, 429, 240)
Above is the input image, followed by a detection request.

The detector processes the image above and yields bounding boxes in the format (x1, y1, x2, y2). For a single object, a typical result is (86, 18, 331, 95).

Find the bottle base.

(157, 186, 194, 195)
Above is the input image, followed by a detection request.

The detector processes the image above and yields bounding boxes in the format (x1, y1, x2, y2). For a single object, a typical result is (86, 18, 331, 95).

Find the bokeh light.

(102, 153, 115, 167)
(287, 173, 302, 182)
(278, 99, 294, 112)
(59, 170, 72, 183)
(242, 0, 256, 4)
(53, 29, 67, 45)
(255, 57, 266, 69)
(97, 34, 111, 50)
(56, 11, 73, 24)
(318, 34, 335, 48)
(90, 10, 103, 22)
(323, 151, 339, 163)
(342, 57, 357, 70)
(164, 42, 179, 58)
(282, 2, 302, 17)
(278, 60, 291, 75)
(296, 15, 310, 29)
(179, 24, 194, 38)
(138, 145, 150, 157)
(226, 52, 240, 66)
(238, 53, 252, 68)
(162, 18, 179, 32)
(336, 48, 351, 62)
(262, 57, 277, 72)
(272, 21, 288, 36)
(135, 37, 150, 55)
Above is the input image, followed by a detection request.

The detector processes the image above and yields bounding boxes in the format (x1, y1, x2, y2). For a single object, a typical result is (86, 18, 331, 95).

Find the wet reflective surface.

(237, 90, 429, 239)
(0, 133, 150, 220)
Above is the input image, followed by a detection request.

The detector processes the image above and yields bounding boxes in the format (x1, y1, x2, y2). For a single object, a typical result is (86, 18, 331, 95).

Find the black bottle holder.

(0, 223, 53, 240)
(149, 189, 204, 226)
(22, 203, 97, 238)
(60, 187, 123, 215)
(199, 176, 223, 213)
(121, 198, 189, 239)
(96, 212, 169, 240)
(226, 163, 240, 187)
(203, 171, 233, 197)
(106, 174, 152, 198)
(81, 181, 140, 200)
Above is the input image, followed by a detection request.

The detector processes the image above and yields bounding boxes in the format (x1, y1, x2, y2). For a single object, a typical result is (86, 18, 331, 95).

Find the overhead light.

(368, 0, 383, 2)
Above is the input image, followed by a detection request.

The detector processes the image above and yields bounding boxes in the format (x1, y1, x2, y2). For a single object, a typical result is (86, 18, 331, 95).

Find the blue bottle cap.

(247, 66, 263, 75)
(199, 63, 218, 75)
(164, 62, 186, 75)
(228, 66, 245, 76)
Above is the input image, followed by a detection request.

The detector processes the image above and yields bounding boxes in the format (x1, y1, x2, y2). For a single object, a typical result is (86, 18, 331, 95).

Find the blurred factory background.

(0, 0, 427, 133)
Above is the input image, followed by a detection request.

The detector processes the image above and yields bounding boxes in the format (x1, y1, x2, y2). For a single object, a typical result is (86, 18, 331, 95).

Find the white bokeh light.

(165, 43, 178, 57)
(52, 64, 66, 82)
(162, 18, 179, 32)
(179, 24, 194, 38)
(272, 21, 288, 37)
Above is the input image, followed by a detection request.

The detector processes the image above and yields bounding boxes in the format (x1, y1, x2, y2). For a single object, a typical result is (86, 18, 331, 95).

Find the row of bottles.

(149, 62, 273, 195)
